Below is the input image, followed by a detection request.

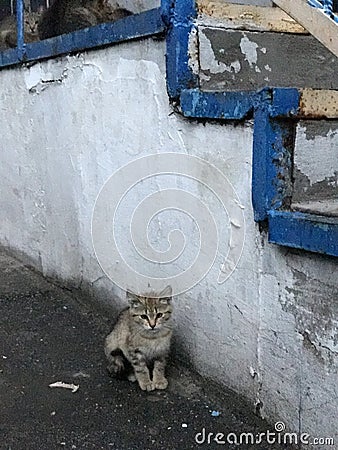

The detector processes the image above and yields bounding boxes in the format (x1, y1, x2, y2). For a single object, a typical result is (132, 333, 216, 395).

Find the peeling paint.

(24, 60, 68, 93)
(294, 121, 338, 186)
(188, 27, 200, 76)
(240, 35, 258, 68)
(283, 265, 338, 368)
(199, 29, 241, 74)
(198, 27, 338, 92)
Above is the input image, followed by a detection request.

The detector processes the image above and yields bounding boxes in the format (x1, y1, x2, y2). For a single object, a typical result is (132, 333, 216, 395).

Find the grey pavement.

(0, 249, 294, 450)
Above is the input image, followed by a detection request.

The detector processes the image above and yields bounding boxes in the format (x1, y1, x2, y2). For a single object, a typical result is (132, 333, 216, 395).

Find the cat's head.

(127, 286, 173, 332)
(24, 10, 42, 35)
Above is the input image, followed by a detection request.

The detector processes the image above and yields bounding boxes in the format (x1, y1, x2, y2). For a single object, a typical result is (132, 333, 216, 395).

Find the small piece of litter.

(2, 355, 7, 359)
(51, 411, 56, 416)
(49, 381, 79, 393)
(73, 371, 90, 378)
(167, 427, 172, 430)
(181, 423, 188, 428)
(211, 410, 220, 417)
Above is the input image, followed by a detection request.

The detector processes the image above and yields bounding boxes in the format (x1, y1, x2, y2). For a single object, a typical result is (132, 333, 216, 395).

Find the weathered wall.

(0, 38, 337, 445)
(292, 121, 338, 215)
(196, 27, 338, 91)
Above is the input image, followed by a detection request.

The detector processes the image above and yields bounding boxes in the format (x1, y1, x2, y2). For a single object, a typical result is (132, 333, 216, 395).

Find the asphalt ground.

(0, 249, 295, 450)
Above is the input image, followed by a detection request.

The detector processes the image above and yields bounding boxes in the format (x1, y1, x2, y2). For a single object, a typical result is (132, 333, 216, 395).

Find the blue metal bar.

(165, 0, 198, 99)
(0, 8, 165, 68)
(268, 88, 300, 118)
(268, 210, 338, 257)
(308, 0, 325, 9)
(252, 107, 296, 222)
(0, 48, 20, 67)
(252, 89, 298, 222)
(16, 0, 24, 59)
(324, 0, 334, 14)
(180, 89, 259, 120)
(160, 0, 172, 26)
(308, 0, 336, 18)
(252, 106, 271, 222)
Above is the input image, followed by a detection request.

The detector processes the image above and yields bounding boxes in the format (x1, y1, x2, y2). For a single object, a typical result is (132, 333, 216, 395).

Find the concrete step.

(194, 2, 338, 91)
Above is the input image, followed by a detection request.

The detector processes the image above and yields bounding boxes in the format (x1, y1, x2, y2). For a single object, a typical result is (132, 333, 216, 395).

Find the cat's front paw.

(138, 380, 155, 391)
(154, 377, 168, 390)
(128, 373, 136, 382)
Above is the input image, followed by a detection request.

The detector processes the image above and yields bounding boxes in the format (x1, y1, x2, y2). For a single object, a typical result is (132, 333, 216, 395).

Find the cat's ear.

(126, 289, 141, 307)
(159, 285, 172, 303)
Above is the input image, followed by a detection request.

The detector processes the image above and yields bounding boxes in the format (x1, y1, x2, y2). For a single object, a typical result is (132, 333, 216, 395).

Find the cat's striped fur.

(104, 286, 173, 391)
(38, 0, 132, 40)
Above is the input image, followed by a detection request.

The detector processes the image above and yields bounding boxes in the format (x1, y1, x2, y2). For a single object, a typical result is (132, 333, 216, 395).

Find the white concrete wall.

(0, 38, 337, 445)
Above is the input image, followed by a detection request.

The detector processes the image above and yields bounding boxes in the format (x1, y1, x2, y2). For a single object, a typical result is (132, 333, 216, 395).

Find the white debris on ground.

(49, 381, 79, 393)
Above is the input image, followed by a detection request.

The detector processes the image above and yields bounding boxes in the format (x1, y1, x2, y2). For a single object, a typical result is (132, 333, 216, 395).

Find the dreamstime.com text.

(195, 422, 335, 446)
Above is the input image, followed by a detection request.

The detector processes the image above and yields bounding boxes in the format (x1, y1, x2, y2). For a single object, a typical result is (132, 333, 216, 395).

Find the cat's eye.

(140, 314, 148, 320)
(156, 313, 163, 318)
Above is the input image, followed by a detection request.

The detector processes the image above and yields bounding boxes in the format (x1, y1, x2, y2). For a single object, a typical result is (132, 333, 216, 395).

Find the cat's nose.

(149, 321, 156, 329)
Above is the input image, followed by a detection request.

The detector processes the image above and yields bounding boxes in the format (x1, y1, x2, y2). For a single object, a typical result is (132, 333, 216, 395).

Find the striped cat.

(104, 286, 173, 391)
(38, 0, 132, 40)
(0, 10, 41, 50)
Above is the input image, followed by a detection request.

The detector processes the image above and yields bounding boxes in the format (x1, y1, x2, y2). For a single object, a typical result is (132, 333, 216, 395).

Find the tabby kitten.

(104, 286, 173, 392)
(0, 10, 41, 51)
(38, 0, 132, 40)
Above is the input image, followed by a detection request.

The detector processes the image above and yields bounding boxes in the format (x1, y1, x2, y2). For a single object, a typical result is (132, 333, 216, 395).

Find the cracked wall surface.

(0, 38, 337, 445)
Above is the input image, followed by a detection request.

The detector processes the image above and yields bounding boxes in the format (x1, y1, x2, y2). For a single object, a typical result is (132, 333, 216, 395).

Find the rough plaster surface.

(0, 39, 337, 444)
(293, 120, 338, 204)
(197, 27, 338, 91)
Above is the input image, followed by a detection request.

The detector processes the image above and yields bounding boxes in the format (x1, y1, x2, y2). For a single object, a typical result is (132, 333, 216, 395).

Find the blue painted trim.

(252, 89, 297, 222)
(165, 0, 198, 99)
(308, 0, 334, 14)
(0, 48, 20, 67)
(269, 88, 300, 118)
(180, 88, 302, 122)
(252, 107, 271, 222)
(308, 0, 338, 20)
(180, 89, 259, 120)
(160, 0, 172, 26)
(16, 0, 24, 59)
(0, 8, 165, 68)
(268, 210, 338, 257)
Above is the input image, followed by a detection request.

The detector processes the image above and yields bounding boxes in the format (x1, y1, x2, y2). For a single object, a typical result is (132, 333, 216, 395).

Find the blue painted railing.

(0, 0, 166, 68)
(308, 0, 338, 22)
(164, 0, 338, 258)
